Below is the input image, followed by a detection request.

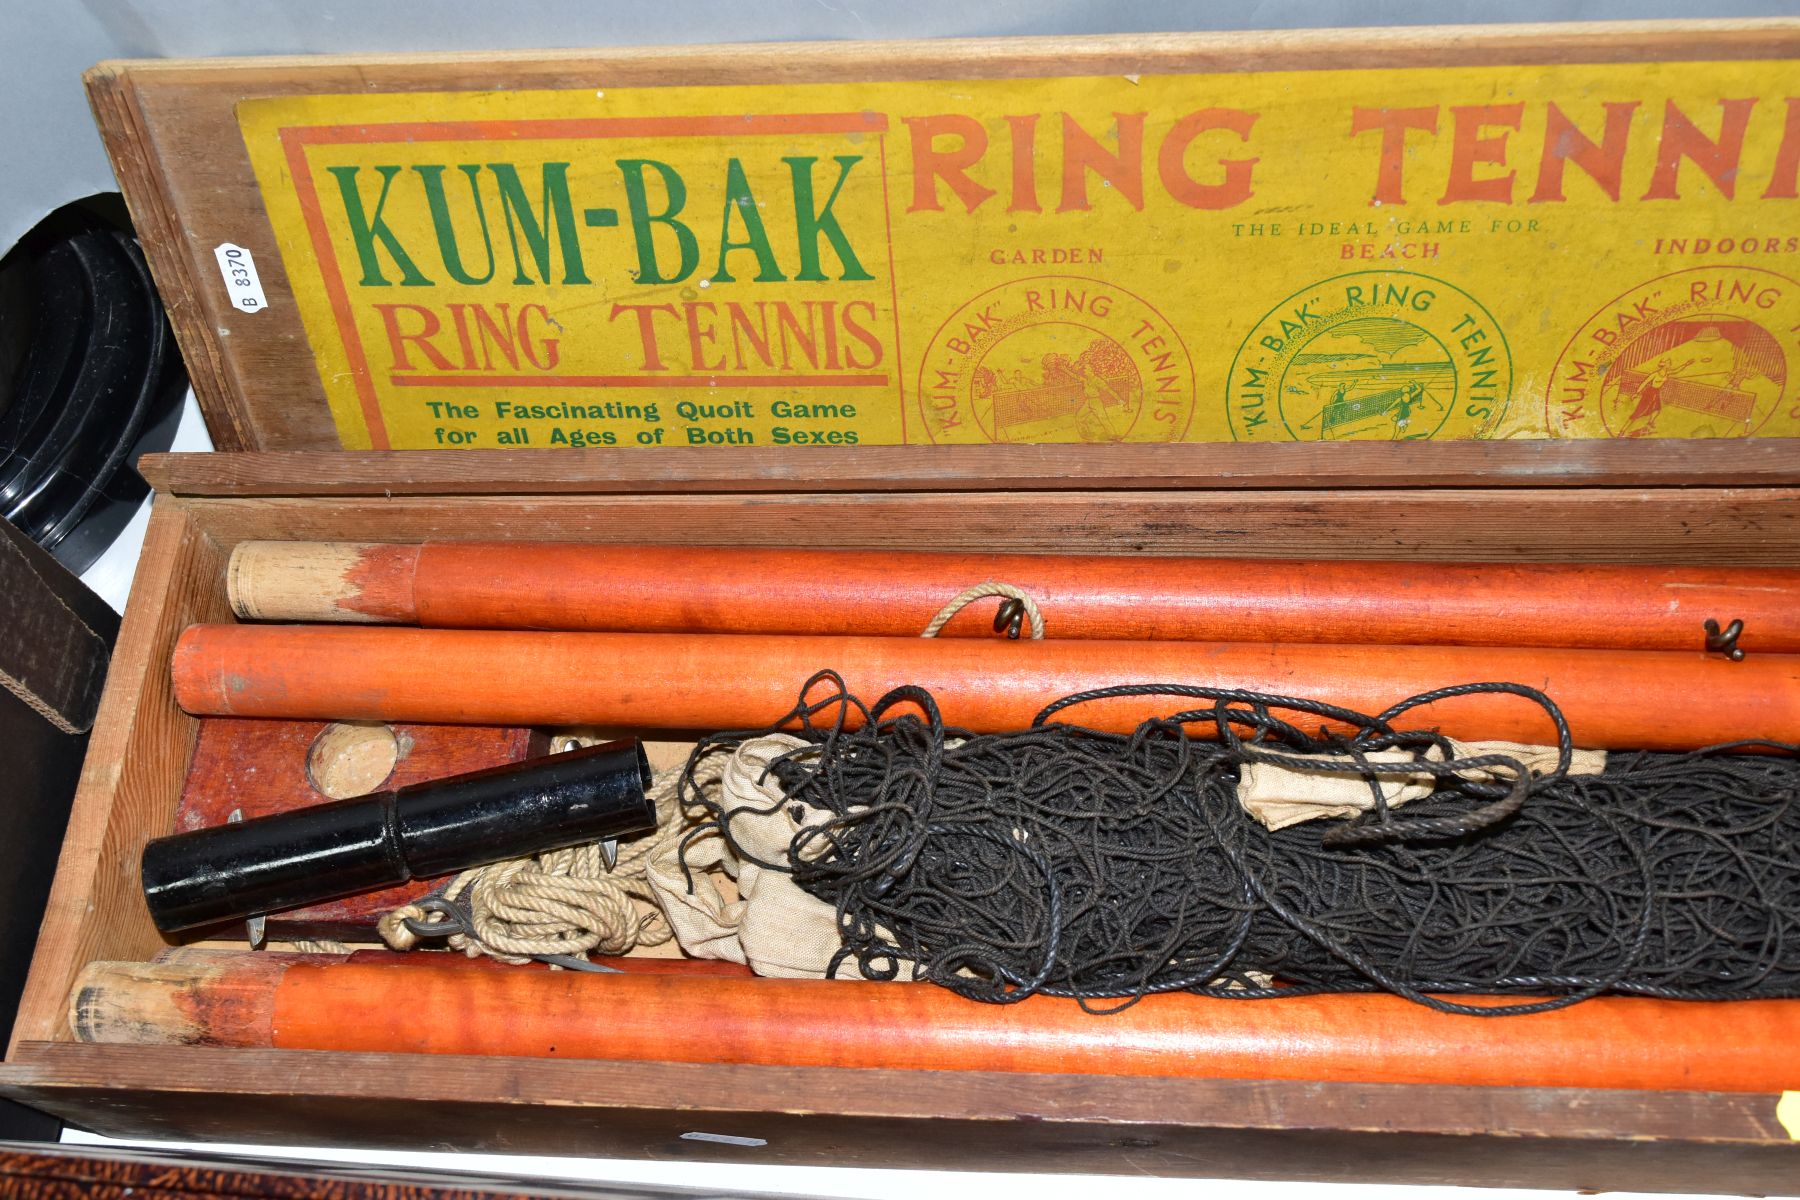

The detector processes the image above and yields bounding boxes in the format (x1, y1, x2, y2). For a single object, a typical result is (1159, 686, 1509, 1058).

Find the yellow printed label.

(1779, 1090, 1800, 1140)
(238, 65, 1800, 449)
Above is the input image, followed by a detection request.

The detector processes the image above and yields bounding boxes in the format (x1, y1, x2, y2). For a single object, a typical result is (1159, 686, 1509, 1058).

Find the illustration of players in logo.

(916, 276, 1195, 444)
(1286, 319, 1454, 441)
(1606, 321, 1782, 438)
(1549, 268, 1800, 440)
(1227, 271, 1511, 443)
(970, 334, 1142, 443)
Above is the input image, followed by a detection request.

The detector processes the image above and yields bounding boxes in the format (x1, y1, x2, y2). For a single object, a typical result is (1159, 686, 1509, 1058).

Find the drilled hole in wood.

(306, 721, 400, 799)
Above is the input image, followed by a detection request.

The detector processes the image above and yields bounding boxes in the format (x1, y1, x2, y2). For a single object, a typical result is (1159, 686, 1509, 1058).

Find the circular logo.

(1227, 270, 1511, 442)
(915, 276, 1195, 444)
(1548, 267, 1800, 439)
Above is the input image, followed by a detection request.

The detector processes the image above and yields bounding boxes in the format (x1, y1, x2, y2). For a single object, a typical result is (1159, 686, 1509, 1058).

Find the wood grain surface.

(137, 441, 1800, 496)
(175, 719, 543, 938)
(6, 505, 228, 1060)
(5, 1041, 1799, 1193)
(148, 485, 1800, 565)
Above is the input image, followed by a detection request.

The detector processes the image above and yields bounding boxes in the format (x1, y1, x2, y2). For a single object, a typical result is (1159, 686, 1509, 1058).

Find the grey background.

(5, 0, 1800, 253)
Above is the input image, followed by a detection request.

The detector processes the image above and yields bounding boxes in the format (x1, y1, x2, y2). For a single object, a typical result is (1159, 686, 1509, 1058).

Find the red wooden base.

(175, 718, 545, 938)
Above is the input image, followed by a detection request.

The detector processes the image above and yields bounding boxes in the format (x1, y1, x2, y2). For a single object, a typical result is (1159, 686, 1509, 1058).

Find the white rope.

(378, 763, 686, 963)
(921, 582, 1046, 639)
(277, 938, 353, 954)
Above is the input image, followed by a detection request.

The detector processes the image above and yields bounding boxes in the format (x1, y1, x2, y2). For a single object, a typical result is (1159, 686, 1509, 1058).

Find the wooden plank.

(4, 504, 225, 1054)
(86, 21, 1800, 453)
(173, 487, 1800, 565)
(85, 67, 252, 452)
(139, 441, 1800, 497)
(88, 20, 1800, 82)
(1, 1040, 1786, 1142)
(4, 1044, 1797, 1192)
(174, 720, 544, 939)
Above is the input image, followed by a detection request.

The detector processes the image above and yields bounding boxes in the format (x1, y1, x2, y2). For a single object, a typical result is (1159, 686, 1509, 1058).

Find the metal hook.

(399, 886, 622, 973)
(400, 894, 475, 940)
(1704, 618, 1746, 662)
(993, 597, 1026, 640)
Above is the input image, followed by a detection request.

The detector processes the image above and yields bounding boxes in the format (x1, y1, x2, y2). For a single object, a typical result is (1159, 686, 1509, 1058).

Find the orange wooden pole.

(172, 625, 1800, 750)
(227, 541, 1800, 655)
(70, 953, 1800, 1093)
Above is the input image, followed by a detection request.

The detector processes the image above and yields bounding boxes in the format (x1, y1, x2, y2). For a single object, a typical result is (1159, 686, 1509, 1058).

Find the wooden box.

(6, 21, 1800, 1193)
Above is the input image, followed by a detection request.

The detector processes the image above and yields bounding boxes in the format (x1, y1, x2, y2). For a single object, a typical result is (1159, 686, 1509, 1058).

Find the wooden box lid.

(84, 19, 1800, 486)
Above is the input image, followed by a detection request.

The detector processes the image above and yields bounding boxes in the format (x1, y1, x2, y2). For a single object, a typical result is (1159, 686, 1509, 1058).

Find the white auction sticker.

(213, 242, 268, 313)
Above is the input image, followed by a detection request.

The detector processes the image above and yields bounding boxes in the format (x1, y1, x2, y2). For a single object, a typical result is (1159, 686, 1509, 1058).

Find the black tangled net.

(677, 672, 1800, 1015)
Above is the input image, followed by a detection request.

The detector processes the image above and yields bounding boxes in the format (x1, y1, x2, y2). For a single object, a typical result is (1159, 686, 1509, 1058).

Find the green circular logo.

(1227, 270, 1511, 442)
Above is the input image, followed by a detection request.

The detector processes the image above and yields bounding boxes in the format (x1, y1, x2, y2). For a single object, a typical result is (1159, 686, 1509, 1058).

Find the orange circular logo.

(1548, 266, 1800, 439)
(915, 276, 1195, 444)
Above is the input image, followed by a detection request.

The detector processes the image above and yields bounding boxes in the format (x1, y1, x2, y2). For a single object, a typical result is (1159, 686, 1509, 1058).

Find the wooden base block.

(175, 718, 546, 938)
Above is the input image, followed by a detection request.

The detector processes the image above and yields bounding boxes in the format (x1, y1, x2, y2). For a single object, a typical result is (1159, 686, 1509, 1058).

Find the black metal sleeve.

(141, 738, 654, 933)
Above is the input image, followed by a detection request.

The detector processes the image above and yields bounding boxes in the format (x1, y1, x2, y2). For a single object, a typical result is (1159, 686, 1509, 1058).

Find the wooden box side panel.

(3, 1044, 1797, 1192)
(84, 21, 1800, 453)
(176, 486, 1800, 565)
(85, 67, 250, 450)
(6, 503, 228, 1052)
(135, 442, 1800, 497)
